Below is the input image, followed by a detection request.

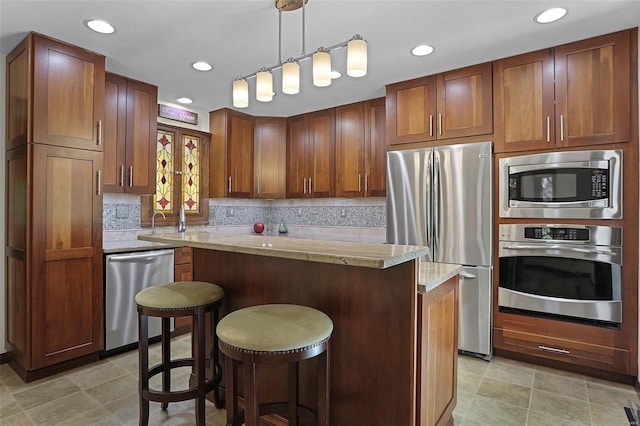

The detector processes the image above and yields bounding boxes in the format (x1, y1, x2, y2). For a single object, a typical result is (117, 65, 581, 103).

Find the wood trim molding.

(0, 352, 10, 365)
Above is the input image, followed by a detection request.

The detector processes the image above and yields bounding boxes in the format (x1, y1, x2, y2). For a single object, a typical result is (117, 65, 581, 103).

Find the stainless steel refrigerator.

(386, 141, 493, 359)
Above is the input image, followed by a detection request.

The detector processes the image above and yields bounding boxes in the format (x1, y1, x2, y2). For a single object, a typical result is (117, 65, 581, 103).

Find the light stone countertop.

(138, 231, 429, 269)
(418, 262, 464, 293)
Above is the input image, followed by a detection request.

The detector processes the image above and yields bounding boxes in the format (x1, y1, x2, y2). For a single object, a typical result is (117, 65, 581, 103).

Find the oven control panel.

(524, 227, 590, 241)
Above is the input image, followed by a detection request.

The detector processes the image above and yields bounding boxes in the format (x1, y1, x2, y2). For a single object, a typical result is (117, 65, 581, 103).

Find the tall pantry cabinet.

(5, 33, 104, 381)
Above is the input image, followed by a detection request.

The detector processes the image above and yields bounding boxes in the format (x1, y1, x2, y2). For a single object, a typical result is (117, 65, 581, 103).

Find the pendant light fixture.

(231, 0, 367, 108)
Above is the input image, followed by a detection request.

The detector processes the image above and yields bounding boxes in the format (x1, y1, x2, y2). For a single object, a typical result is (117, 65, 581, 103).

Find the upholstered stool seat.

(217, 304, 333, 426)
(136, 281, 224, 426)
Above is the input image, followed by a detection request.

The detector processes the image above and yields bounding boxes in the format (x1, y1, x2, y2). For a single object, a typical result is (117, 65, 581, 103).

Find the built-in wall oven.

(499, 149, 622, 219)
(498, 224, 622, 326)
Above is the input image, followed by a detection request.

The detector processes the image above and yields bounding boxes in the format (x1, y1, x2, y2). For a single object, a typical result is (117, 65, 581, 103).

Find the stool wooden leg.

(288, 361, 300, 426)
(161, 317, 171, 410)
(243, 357, 260, 426)
(193, 308, 206, 425)
(138, 313, 150, 426)
(318, 343, 330, 426)
(212, 307, 223, 408)
(225, 355, 238, 426)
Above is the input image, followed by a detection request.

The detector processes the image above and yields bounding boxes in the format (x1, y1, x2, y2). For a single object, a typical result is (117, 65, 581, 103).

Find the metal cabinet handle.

(257, 179, 261, 195)
(358, 174, 362, 192)
(97, 170, 102, 195)
(97, 120, 102, 145)
(365, 174, 368, 192)
(228, 176, 232, 193)
(560, 114, 564, 142)
(438, 113, 443, 136)
(429, 114, 433, 137)
(538, 345, 570, 355)
(120, 165, 125, 187)
(303, 178, 307, 194)
(546, 116, 550, 142)
(129, 166, 133, 187)
(309, 177, 313, 193)
(459, 271, 476, 279)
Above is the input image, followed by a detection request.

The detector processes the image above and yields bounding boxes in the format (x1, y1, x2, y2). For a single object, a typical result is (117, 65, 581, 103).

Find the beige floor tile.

(590, 401, 636, 426)
(56, 406, 123, 426)
(476, 377, 532, 408)
(529, 389, 591, 425)
(457, 370, 484, 394)
(13, 377, 81, 411)
(526, 410, 584, 426)
(66, 359, 130, 389)
(586, 380, 640, 410)
(465, 395, 528, 426)
(85, 374, 139, 406)
(102, 391, 140, 424)
(458, 355, 490, 376)
(0, 411, 36, 425)
(459, 417, 488, 425)
(0, 392, 24, 419)
(534, 364, 586, 381)
(26, 391, 102, 426)
(533, 370, 588, 401)
(484, 357, 535, 388)
(453, 389, 475, 418)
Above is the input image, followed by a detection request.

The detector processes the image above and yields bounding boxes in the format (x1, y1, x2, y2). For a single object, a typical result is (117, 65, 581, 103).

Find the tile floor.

(1, 334, 639, 425)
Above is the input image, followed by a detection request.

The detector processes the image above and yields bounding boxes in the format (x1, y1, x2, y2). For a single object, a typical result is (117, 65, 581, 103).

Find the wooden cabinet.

(286, 109, 335, 198)
(209, 108, 254, 198)
(254, 117, 286, 199)
(386, 63, 492, 146)
(335, 98, 386, 197)
(5, 33, 104, 381)
(103, 72, 158, 194)
(494, 30, 631, 152)
(417, 275, 458, 426)
(173, 247, 193, 334)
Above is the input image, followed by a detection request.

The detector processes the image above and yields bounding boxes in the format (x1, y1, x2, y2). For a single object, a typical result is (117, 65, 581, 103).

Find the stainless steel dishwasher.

(104, 249, 175, 353)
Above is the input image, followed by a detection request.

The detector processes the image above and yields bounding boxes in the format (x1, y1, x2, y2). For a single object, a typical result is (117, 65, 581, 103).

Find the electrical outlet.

(340, 208, 347, 218)
(226, 207, 235, 217)
(297, 208, 303, 217)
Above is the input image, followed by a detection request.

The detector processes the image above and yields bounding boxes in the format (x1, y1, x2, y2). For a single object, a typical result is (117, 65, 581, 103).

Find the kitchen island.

(139, 231, 461, 426)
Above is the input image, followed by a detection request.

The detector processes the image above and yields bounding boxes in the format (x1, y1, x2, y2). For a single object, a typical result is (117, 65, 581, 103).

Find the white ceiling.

(1, 0, 639, 118)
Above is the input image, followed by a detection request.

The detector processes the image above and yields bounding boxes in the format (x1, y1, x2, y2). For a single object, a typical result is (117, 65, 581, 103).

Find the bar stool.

(135, 281, 224, 425)
(217, 304, 333, 426)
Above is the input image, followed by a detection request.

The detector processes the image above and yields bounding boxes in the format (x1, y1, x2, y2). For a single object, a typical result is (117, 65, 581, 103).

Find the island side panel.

(193, 248, 418, 426)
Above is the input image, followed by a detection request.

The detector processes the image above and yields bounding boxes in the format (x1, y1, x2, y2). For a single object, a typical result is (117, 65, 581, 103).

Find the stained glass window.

(155, 130, 174, 213)
(182, 134, 200, 212)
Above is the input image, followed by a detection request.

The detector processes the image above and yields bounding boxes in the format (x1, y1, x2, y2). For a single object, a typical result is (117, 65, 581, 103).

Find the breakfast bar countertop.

(138, 231, 429, 269)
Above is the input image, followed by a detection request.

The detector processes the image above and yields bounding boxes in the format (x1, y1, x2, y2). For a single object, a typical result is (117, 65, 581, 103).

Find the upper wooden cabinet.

(209, 108, 255, 198)
(103, 72, 158, 194)
(494, 30, 631, 152)
(335, 98, 386, 197)
(254, 117, 286, 199)
(386, 63, 492, 145)
(286, 109, 335, 198)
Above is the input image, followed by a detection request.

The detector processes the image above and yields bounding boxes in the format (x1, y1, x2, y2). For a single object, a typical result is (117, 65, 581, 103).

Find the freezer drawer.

(104, 249, 175, 352)
(458, 266, 493, 359)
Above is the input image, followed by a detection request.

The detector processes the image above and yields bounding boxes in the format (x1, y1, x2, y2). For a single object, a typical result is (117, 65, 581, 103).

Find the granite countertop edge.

(417, 262, 464, 293)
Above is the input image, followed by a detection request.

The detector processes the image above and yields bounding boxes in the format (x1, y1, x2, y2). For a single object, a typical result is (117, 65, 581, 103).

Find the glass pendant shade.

(256, 70, 273, 102)
(232, 79, 249, 108)
(313, 48, 332, 87)
(282, 60, 300, 94)
(347, 36, 367, 77)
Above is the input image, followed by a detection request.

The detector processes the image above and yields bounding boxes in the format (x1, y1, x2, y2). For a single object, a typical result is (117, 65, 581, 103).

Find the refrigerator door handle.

(460, 271, 477, 279)
(425, 150, 433, 254)
(433, 153, 441, 253)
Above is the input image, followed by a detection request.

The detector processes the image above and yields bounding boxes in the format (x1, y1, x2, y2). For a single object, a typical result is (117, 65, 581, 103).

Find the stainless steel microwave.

(499, 150, 622, 219)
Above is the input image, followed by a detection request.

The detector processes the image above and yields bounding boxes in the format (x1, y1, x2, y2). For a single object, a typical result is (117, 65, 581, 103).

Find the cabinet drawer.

(494, 327, 629, 374)
(174, 247, 193, 265)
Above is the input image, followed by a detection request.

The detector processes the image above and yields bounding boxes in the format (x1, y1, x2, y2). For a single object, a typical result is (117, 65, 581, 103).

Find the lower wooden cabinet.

(6, 143, 103, 380)
(173, 247, 193, 334)
(417, 275, 458, 426)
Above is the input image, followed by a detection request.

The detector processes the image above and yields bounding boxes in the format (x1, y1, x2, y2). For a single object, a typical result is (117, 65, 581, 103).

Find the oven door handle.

(501, 245, 616, 256)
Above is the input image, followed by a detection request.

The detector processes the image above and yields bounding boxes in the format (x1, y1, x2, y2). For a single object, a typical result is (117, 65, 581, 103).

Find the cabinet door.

(227, 110, 254, 198)
(286, 114, 309, 198)
(6, 37, 29, 151)
(32, 33, 105, 150)
(125, 79, 157, 194)
(417, 276, 458, 425)
(30, 144, 103, 368)
(493, 50, 555, 153)
(386, 76, 437, 145)
(103, 73, 127, 192)
(437, 63, 493, 140)
(335, 103, 366, 197)
(365, 98, 386, 197)
(555, 30, 630, 147)
(254, 117, 286, 199)
(308, 109, 335, 198)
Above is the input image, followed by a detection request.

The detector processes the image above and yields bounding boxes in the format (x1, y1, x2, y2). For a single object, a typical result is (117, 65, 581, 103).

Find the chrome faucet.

(178, 205, 187, 232)
(152, 211, 166, 234)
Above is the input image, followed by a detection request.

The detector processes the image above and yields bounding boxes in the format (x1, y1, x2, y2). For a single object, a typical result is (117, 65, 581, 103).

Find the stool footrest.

(148, 357, 194, 378)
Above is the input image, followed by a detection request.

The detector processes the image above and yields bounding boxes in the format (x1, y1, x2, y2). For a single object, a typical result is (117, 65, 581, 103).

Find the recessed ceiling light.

(411, 44, 434, 57)
(84, 19, 115, 34)
(534, 7, 567, 24)
(331, 70, 342, 79)
(192, 61, 213, 71)
(176, 97, 193, 104)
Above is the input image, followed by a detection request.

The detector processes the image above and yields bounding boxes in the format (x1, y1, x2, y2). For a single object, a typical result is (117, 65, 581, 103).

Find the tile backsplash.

(103, 194, 386, 231)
